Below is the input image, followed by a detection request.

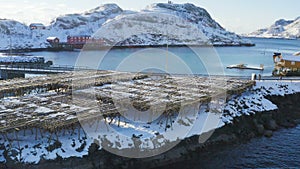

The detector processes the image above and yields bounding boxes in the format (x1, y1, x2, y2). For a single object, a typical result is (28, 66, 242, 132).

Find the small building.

(47, 37, 60, 44)
(67, 35, 91, 45)
(29, 23, 46, 30)
(273, 52, 300, 76)
(67, 35, 92, 49)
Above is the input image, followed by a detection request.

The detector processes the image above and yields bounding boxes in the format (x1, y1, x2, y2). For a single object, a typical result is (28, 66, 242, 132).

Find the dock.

(227, 64, 264, 71)
(0, 64, 91, 80)
(0, 71, 254, 133)
(0, 56, 60, 79)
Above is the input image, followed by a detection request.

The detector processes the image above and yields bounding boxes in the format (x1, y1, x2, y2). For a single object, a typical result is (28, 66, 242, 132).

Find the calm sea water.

(169, 125, 300, 169)
(26, 38, 300, 77)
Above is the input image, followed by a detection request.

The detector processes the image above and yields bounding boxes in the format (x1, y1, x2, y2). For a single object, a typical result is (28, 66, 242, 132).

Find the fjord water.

(28, 38, 300, 77)
(168, 125, 300, 168)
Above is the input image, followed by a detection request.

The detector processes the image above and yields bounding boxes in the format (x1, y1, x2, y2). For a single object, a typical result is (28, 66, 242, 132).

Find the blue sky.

(1, 0, 300, 33)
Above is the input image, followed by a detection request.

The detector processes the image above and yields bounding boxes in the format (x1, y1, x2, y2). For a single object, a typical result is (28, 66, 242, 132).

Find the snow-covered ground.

(0, 80, 299, 163)
(247, 17, 300, 39)
(0, 3, 250, 50)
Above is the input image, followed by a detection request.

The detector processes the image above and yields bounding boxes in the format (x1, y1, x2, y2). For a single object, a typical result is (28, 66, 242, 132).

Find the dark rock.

(75, 141, 87, 153)
(265, 119, 278, 131)
(212, 134, 237, 143)
(293, 119, 300, 124)
(264, 130, 273, 138)
(46, 140, 62, 152)
(10, 149, 18, 158)
(88, 143, 100, 155)
(279, 121, 296, 128)
(247, 132, 256, 139)
(253, 119, 258, 125)
(256, 124, 265, 135)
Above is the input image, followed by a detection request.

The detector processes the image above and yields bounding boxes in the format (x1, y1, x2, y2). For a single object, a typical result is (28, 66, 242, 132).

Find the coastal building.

(46, 37, 60, 44)
(29, 23, 46, 30)
(67, 35, 91, 49)
(46, 35, 108, 50)
(273, 52, 300, 76)
(67, 35, 91, 44)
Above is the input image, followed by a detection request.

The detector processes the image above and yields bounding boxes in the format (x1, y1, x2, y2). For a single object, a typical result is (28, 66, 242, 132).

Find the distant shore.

(245, 36, 300, 41)
(0, 43, 255, 53)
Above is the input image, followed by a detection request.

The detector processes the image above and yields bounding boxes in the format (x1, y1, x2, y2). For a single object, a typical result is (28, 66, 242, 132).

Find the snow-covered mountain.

(0, 19, 45, 49)
(0, 4, 123, 50)
(96, 3, 250, 46)
(247, 18, 300, 39)
(146, 3, 247, 45)
(0, 3, 251, 50)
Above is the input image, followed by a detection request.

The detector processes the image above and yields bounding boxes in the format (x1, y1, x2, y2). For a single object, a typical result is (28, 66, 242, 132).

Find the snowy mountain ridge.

(0, 3, 251, 50)
(247, 17, 300, 39)
(0, 4, 123, 50)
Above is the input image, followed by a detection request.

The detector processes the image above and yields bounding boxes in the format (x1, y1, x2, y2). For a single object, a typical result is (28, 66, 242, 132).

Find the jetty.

(0, 70, 255, 133)
(0, 64, 91, 80)
(0, 55, 56, 79)
(227, 63, 264, 71)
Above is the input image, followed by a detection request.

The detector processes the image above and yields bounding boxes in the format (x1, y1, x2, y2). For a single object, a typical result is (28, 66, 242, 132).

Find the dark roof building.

(46, 37, 60, 43)
(29, 23, 46, 30)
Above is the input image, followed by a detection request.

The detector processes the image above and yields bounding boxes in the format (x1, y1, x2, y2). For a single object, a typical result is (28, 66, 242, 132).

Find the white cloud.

(0, 2, 78, 25)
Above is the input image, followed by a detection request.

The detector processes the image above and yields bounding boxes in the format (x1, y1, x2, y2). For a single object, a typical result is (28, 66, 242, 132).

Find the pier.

(0, 64, 90, 80)
(0, 70, 255, 133)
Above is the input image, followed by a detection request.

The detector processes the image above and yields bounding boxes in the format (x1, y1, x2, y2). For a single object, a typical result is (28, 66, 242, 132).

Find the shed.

(29, 23, 46, 30)
(47, 37, 60, 43)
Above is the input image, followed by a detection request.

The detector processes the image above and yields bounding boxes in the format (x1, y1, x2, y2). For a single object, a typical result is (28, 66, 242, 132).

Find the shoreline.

(245, 36, 300, 41)
(0, 43, 255, 53)
(1, 92, 299, 169)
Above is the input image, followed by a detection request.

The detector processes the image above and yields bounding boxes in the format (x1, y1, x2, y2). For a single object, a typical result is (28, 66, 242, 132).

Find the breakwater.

(4, 89, 298, 169)
(0, 72, 299, 168)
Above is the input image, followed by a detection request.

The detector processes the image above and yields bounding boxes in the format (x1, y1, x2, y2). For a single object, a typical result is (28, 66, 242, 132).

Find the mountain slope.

(0, 3, 252, 50)
(96, 3, 250, 46)
(146, 3, 246, 45)
(0, 4, 124, 50)
(0, 19, 45, 49)
(248, 18, 300, 39)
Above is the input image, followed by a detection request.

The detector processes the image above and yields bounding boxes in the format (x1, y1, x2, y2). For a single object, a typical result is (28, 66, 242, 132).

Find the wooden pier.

(0, 64, 91, 80)
(0, 71, 255, 133)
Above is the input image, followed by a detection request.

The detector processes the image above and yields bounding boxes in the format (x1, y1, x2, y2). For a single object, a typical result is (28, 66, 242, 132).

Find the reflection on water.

(25, 38, 300, 77)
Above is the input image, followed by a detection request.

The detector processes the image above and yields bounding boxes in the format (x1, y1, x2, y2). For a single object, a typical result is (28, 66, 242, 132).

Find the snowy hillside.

(0, 4, 123, 50)
(247, 18, 300, 39)
(0, 19, 48, 49)
(94, 3, 251, 46)
(94, 12, 210, 46)
(144, 3, 249, 45)
(49, 4, 125, 42)
(0, 3, 251, 50)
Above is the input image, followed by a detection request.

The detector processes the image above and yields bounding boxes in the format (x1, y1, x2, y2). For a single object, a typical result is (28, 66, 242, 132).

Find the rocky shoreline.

(0, 43, 255, 53)
(1, 92, 299, 169)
